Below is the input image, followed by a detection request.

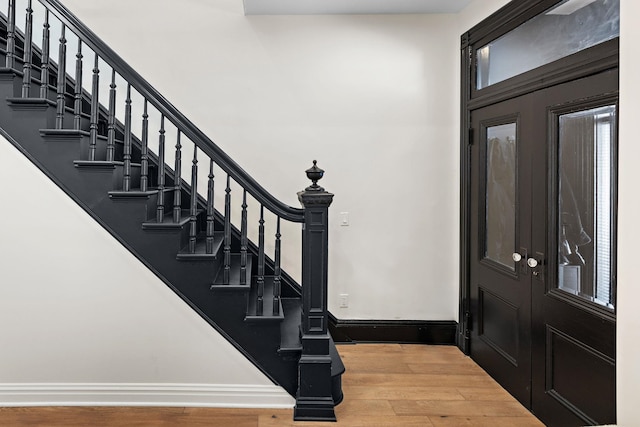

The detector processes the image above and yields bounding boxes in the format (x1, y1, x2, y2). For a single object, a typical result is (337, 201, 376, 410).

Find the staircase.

(0, 0, 343, 421)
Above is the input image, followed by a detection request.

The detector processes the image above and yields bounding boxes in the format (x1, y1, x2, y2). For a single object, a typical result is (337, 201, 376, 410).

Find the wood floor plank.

(407, 362, 488, 375)
(428, 415, 546, 427)
(390, 400, 533, 417)
(456, 386, 517, 401)
(344, 372, 499, 388)
(341, 385, 465, 401)
(259, 412, 435, 427)
(0, 344, 544, 426)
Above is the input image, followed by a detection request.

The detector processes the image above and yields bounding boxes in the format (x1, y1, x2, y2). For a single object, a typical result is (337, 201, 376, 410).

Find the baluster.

(55, 25, 67, 129)
(39, 10, 50, 99)
(173, 130, 182, 222)
(21, 0, 33, 98)
(140, 100, 149, 191)
(188, 144, 198, 253)
(73, 40, 83, 129)
(88, 54, 99, 161)
(240, 190, 248, 285)
(106, 69, 116, 161)
(273, 217, 281, 316)
(256, 205, 265, 316)
(206, 159, 215, 254)
(122, 84, 132, 191)
(156, 115, 166, 223)
(223, 175, 231, 284)
(5, 0, 15, 69)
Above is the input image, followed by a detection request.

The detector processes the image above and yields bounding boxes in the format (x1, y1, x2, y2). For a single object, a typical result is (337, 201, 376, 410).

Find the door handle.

(527, 252, 545, 279)
(512, 252, 523, 262)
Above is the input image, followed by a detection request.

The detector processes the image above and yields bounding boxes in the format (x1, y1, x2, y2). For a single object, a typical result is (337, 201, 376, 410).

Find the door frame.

(458, 0, 619, 354)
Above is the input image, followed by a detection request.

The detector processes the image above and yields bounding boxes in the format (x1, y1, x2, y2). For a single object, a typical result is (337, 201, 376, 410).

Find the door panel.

(530, 70, 618, 426)
(470, 70, 618, 426)
(470, 96, 532, 407)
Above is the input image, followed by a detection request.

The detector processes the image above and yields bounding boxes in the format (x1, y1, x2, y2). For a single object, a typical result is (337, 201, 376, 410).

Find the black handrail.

(37, 0, 305, 223)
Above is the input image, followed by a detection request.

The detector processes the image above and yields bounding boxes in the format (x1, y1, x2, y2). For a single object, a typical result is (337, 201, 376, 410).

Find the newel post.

(294, 160, 336, 422)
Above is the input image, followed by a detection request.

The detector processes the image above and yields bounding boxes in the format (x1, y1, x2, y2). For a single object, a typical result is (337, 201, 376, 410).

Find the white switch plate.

(340, 212, 349, 226)
(339, 294, 349, 308)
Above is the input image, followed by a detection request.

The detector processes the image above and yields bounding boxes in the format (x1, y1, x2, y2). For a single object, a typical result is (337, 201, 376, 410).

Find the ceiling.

(243, 0, 473, 15)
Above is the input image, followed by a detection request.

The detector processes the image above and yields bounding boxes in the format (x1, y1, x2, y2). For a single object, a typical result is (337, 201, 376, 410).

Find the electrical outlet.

(339, 294, 349, 308)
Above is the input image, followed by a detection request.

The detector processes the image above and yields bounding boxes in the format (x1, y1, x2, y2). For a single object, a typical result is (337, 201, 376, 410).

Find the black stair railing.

(2, 0, 338, 419)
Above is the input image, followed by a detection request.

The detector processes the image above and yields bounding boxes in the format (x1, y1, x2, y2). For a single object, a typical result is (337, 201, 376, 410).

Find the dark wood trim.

(462, 0, 560, 49)
(469, 39, 619, 110)
(458, 42, 472, 354)
(459, 0, 620, 355)
(329, 316, 457, 345)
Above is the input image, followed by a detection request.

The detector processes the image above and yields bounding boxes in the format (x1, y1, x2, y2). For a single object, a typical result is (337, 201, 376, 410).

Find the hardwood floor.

(0, 344, 544, 426)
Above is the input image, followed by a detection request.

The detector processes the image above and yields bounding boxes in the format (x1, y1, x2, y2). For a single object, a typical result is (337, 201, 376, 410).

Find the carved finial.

(305, 160, 325, 191)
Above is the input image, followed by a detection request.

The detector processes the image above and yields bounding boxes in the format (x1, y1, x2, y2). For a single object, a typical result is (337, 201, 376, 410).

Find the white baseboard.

(0, 383, 295, 408)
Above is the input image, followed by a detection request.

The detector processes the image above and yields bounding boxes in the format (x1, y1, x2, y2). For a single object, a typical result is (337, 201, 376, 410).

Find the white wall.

(617, 0, 640, 424)
(58, 0, 461, 321)
(0, 135, 293, 407)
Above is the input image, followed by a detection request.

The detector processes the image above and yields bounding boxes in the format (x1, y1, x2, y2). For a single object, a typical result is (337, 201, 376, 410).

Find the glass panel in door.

(557, 105, 616, 309)
(485, 123, 517, 270)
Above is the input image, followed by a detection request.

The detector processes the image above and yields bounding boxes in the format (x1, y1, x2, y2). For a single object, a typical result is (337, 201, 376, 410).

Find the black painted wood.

(223, 174, 231, 284)
(122, 83, 133, 191)
(173, 130, 182, 222)
(140, 99, 149, 191)
(273, 217, 281, 316)
(206, 159, 215, 254)
(39, 10, 50, 99)
(156, 115, 165, 223)
(55, 24, 65, 129)
(256, 205, 265, 316)
(295, 169, 336, 422)
(5, 0, 15, 69)
(88, 53, 99, 161)
(106, 69, 116, 161)
(240, 190, 248, 285)
(73, 40, 82, 129)
(20, 0, 33, 98)
(329, 318, 458, 345)
(188, 144, 198, 253)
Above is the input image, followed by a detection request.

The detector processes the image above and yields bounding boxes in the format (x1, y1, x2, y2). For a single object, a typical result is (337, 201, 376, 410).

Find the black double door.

(469, 69, 617, 426)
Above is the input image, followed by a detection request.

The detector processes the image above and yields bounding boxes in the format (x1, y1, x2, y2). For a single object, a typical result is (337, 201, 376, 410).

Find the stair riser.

(0, 70, 23, 99)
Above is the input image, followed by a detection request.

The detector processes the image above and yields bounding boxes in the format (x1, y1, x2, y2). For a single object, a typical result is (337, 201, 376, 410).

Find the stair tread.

(246, 276, 285, 321)
(177, 231, 225, 260)
(7, 97, 56, 107)
(108, 189, 159, 199)
(40, 129, 90, 137)
(142, 209, 196, 229)
(74, 160, 143, 168)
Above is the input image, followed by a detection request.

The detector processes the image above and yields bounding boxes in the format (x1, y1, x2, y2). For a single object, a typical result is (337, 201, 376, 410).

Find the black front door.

(469, 69, 618, 426)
